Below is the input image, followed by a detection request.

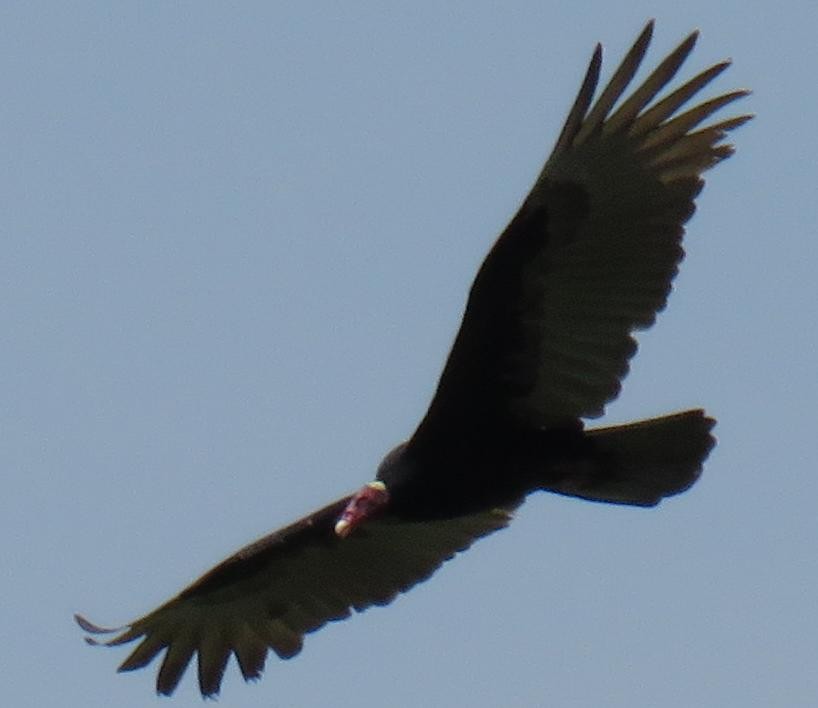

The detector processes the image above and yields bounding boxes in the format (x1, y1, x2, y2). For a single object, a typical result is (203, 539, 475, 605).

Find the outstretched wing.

(77, 498, 515, 697)
(411, 22, 750, 445)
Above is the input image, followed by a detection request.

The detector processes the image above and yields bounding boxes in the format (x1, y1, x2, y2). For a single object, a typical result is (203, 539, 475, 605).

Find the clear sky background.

(4, 2, 816, 707)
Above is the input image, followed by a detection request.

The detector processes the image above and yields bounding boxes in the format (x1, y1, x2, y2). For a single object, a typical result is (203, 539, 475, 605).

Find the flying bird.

(77, 21, 750, 697)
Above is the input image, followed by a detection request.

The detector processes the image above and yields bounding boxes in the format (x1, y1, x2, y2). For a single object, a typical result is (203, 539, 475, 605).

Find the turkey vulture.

(77, 22, 750, 697)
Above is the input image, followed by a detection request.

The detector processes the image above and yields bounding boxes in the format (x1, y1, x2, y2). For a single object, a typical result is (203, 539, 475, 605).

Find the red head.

(334, 481, 390, 538)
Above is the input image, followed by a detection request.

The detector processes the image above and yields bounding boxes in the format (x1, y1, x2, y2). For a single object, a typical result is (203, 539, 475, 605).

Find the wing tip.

(75, 613, 132, 647)
(634, 20, 655, 56)
(75, 613, 114, 634)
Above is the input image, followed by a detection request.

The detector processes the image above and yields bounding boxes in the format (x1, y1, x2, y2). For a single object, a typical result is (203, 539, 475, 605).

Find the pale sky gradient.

(4, 3, 817, 707)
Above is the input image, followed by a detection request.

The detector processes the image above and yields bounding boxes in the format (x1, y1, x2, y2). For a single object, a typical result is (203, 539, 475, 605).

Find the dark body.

(377, 425, 586, 520)
(77, 22, 747, 698)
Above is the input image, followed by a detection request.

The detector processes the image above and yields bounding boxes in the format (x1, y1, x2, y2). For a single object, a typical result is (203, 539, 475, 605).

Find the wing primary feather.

(156, 636, 196, 697)
(650, 118, 750, 176)
(630, 61, 732, 135)
(604, 31, 698, 134)
(196, 631, 232, 697)
(76, 614, 146, 648)
(640, 90, 750, 151)
(254, 619, 304, 660)
(75, 614, 122, 635)
(78, 620, 144, 648)
(232, 624, 269, 682)
(118, 633, 166, 673)
(573, 21, 654, 145)
(551, 44, 602, 156)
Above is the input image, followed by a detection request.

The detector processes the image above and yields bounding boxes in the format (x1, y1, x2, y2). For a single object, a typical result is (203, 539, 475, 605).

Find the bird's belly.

(391, 427, 587, 520)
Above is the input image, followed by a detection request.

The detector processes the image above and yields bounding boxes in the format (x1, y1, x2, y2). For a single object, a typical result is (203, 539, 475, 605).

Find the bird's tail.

(549, 409, 716, 506)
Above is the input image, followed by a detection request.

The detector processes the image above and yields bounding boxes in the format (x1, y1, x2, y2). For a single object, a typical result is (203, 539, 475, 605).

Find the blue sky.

(4, 2, 817, 707)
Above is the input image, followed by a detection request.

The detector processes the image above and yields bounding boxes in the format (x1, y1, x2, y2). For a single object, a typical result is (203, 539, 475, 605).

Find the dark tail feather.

(552, 410, 716, 506)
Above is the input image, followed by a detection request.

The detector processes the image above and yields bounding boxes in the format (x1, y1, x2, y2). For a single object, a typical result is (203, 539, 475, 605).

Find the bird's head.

(334, 481, 390, 538)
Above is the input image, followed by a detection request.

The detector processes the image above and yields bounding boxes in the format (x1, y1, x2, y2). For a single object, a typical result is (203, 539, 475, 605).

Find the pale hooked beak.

(335, 481, 389, 537)
(334, 518, 352, 538)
